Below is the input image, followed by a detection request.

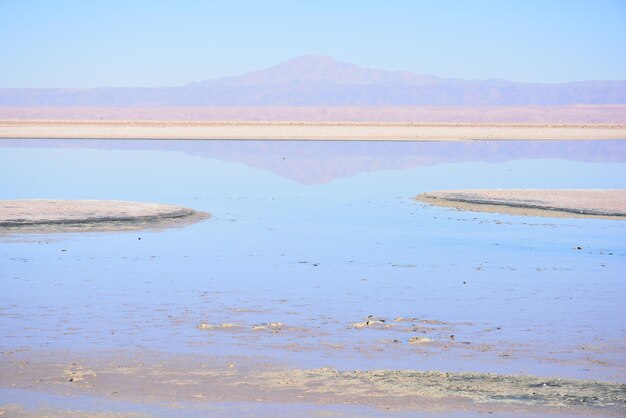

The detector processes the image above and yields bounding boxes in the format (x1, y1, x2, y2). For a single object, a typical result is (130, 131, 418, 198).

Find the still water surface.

(1, 139, 625, 382)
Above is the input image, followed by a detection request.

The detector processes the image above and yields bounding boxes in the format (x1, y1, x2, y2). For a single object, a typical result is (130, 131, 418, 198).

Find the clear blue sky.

(1, 0, 625, 87)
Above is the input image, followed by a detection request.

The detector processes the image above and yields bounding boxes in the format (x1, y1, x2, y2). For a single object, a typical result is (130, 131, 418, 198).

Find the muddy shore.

(0, 200, 209, 233)
(2, 350, 625, 416)
(416, 189, 626, 219)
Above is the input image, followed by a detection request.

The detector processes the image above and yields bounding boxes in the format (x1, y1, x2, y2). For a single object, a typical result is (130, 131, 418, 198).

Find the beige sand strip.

(416, 189, 626, 219)
(1, 120, 625, 140)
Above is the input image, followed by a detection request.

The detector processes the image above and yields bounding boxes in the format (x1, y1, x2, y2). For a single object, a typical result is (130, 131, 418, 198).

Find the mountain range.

(1, 55, 625, 106)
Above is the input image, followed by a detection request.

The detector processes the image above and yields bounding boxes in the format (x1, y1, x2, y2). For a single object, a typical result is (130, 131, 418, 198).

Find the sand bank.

(2, 350, 625, 416)
(416, 189, 626, 219)
(1, 120, 625, 140)
(0, 199, 209, 233)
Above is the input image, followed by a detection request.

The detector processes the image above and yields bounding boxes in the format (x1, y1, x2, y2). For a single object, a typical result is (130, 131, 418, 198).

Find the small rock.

(64, 368, 96, 382)
(197, 323, 240, 330)
(394, 316, 418, 322)
(408, 336, 433, 344)
(352, 319, 386, 328)
(253, 322, 283, 330)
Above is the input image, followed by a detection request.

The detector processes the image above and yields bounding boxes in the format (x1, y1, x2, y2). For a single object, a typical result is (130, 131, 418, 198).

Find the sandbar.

(416, 189, 626, 219)
(0, 199, 209, 233)
(1, 120, 626, 141)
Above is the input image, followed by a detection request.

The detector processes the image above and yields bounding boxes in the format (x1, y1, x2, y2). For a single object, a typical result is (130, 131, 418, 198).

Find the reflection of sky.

(1, 140, 625, 381)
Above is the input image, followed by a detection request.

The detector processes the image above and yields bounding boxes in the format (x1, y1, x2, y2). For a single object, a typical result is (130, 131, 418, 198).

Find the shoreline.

(416, 189, 626, 219)
(1, 120, 626, 141)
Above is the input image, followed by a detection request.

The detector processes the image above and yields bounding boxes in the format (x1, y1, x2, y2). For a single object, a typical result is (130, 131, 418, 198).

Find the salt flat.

(1, 120, 625, 140)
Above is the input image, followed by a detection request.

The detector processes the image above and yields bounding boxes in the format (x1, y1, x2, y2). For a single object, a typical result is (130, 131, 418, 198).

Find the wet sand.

(416, 189, 626, 219)
(0, 199, 209, 233)
(2, 349, 625, 416)
(1, 120, 626, 140)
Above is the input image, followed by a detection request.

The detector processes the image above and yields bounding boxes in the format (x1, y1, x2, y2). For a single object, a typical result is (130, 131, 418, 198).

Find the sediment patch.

(416, 189, 626, 219)
(2, 351, 625, 415)
(0, 199, 209, 233)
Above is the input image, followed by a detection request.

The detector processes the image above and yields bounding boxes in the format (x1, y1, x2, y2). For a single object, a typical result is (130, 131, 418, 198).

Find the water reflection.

(1, 139, 625, 184)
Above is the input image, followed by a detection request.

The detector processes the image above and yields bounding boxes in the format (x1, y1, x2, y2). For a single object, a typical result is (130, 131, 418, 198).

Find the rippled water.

(1, 139, 625, 383)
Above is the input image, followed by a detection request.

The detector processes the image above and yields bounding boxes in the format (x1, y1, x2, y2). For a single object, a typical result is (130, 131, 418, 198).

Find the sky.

(1, 0, 625, 88)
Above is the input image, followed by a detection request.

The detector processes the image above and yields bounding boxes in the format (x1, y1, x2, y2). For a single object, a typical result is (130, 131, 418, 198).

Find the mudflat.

(416, 189, 626, 219)
(0, 199, 209, 233)
(2, 350, 625, 416)
(1, 120, 626, 140)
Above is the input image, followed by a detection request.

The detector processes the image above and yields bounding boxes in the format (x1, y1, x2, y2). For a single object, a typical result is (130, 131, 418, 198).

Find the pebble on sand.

(408, 336, 434, 345)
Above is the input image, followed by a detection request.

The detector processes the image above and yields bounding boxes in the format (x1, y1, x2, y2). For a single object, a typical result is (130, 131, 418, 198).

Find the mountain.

(1, 55, 625, 106)
(192, 55, 444, 86)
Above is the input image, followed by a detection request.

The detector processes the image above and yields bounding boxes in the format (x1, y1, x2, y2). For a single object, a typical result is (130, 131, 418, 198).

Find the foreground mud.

(1, 350, 624, 416)
(416, 189, 626, 219)
(0, 200, 209, 233)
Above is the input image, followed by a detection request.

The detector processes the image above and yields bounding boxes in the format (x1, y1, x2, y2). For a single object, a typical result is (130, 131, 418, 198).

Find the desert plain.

(1, 105, 626, 141)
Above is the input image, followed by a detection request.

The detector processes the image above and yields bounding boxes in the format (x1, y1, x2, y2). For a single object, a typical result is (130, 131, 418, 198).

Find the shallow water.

(1, 140, 625, 383)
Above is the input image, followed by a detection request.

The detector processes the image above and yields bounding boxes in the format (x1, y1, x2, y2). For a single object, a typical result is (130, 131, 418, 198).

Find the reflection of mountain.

(2, 140, 625, 184)
(1, 56, 625, 106)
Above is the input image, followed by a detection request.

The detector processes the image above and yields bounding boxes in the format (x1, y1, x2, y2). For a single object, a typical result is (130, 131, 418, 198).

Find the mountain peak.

(195, 55, 440, 86)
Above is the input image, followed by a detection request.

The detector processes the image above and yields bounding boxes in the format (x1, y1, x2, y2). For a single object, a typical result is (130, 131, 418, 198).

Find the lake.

(1, 139, 625, 414)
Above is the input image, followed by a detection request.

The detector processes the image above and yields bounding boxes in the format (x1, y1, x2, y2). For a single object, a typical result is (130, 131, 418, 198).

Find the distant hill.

(1, 55, 625, 106)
